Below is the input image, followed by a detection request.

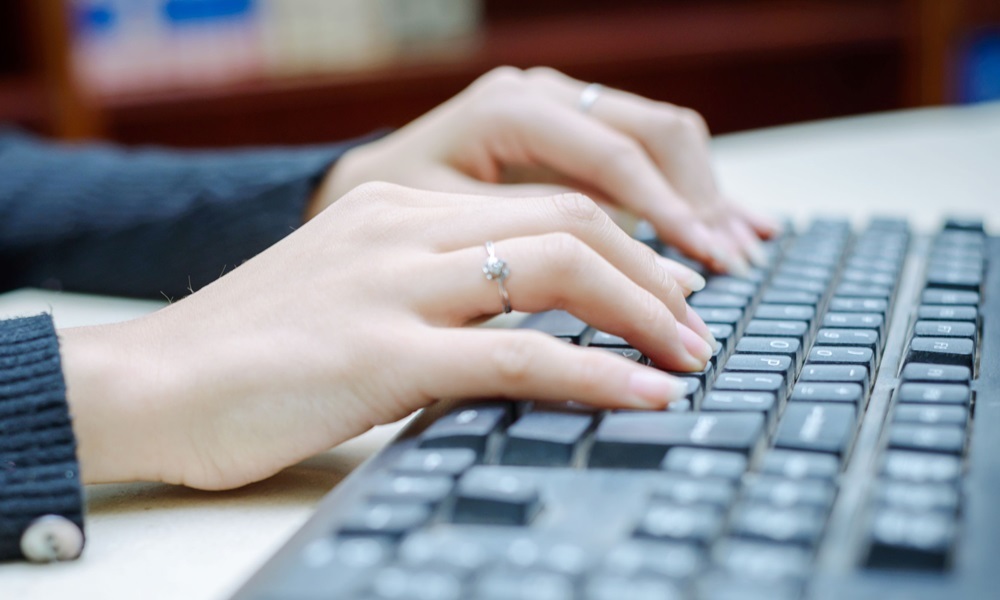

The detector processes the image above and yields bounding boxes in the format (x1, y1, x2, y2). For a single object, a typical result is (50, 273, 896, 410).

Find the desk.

(1, 102, 999, 600)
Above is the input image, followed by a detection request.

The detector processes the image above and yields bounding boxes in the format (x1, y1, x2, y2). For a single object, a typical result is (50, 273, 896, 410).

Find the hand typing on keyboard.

(60, 183, 722, 490)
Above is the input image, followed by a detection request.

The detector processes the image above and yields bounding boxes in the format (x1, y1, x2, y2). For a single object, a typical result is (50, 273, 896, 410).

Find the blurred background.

(1, 0, 998, 148)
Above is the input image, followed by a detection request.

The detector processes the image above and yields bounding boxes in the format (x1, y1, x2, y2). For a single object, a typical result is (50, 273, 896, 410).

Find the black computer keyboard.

(232, 217, 997, 600)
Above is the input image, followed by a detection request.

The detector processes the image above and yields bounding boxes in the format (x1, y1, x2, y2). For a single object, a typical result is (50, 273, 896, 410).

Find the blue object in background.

(959, 28, 1000, 103)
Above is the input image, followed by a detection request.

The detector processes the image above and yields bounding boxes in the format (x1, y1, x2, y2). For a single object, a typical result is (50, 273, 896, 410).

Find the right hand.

(60, 184, 715, 490)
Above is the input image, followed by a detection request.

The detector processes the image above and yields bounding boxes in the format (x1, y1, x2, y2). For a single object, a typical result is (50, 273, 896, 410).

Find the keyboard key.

(882, 451, 962, 483)
(754, 304, 815, 325)
(814, 328, 879, 352)
(696, 573, 802, 600)
(712, 539, 812, 583)
(874, 481, 960, 513)
(475, 569, 575, 600)
(394, 448, 477, 477)
(371, 566, 464, 600)
(452, 467, 541, 525)
(944, 216, 984, 231)
(900, 363, 971, 383)
(690, 292, 750, 309)
(649, 474, 736, 508)
(829, 297, 888, 315)
(585, 574, 682, 600)
(664, 361, 715, 389)
(888, 424, 965, 454)
(823, 312, 884, 338)
(775, 403, 856, 456)
(768, 276, 826, 294)
(589, 413, 765, 468)
(840, 269, 895, 287)
(917, 305, 978, 322)
(369, 475, 454, 504)
(662, 447, 748, 480)
(897, 383, 971, 405)
(707, 324, 736, 353)
(744, 319, 808, 343)
(741, 475, 836, 510)
(913, 320, 977, 339)
(760, 450, 840, 480)
(705, 277, 757, 297)
(340, 503, 432, 538)
(604, 539, 706, 581)
(399, 530, 495, 572)
(921, 289, 979, 306)
(925, 268, 982, 291)
(694, 307, 743, 327)
(588, 330, 630, 347)
(729, 502, 826, 546)
(735, 337, 802, 368)
(601, 347, 644, 362)
(712, 372, 785, 395)
(636, 501, 724, 545)
(894, 404, 967, 426)
(799, 364, 869, 389)
(807, 346, 875, 375)
(864, 508, 956, 570)
(724, 354, 794, 379)
(528, 310, 590, 342)
(790, 382, 863, 406)
(501, 411, 594, 467)
(775, 263, 833, 281)
(702, 391, 778, 431)
(760, 290, 820, 306)
(836, 282, 892, 299)
(906, 337, 975, 369)
(419, 404, 511, 456)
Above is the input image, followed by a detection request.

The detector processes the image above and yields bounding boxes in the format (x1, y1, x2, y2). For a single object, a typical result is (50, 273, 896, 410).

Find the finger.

(429, 234, 712, 371)
(728, 216, 769, 268)
(729, 198, 783, 239)
(479, 92, 720, 267)
(417, 328, 690, 409)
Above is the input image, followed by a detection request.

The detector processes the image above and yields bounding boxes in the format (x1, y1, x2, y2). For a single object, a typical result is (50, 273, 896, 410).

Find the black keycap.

(602, 347, 644, 362)
(944, 216, 984, 231)
(586, 574, 682, 600)
(702, 391, 778, 432)
(690, 292, 750, 309)
(754, 304, 815, 325)
(791, 382, 863, 406)
(814, 328, 879, 352)
(589, 330, 630, 347)
(707, 324, 735, 353)
(395, 448, 477, 477)
(808, 346, 875, 375)
(713, 372, 784, 395)
(705, 277, 757, 297)
(906, 337, 975, 369)
(528, 310, 590, 342)
(664, 361, 715, 390)
(776, 263, 833, 281)
(589, 412, 765, 468)
(729, 502, 826, 546)
(799, 364, 869, 389)
(889, 424, 965, 454)
(769, 276, 827, 294)
(649, 474, 736, 509)
(744, 319, 808, 343)
(829, 297, 888, 315)
(694, 307, 744, 328)
(925, 269, 982, 291)
(921, 289, 980, 306)
(760, 450, 840, 480)
(741, 475, 836, 510)
(847, 257, 899, 275)
(475, 569, 574, 600)
(917, 305, 978, 322)
(662, 448, 747, 480)
(419, 404, 511, 456)
(452, 467, 541, 525)
(897, 383, 971, 405)
(865, 508, 956, 570)
(840, 269, 895, 287)
(900, 363, 971, 383)
(369, 475, 454, 504)
(724, 354, 794, 381)
(370, 566, 464, 600)
(775, 403, 856, 455)
(501, 411, 594, 467)
(760, 290, 820, 306)
(882, 450, 962, 483)
(894, 404, 967, 426)
(735, 337, 802, 368)
(636, 501, 724, 545)
(913, 320, 977, 339)
(823, 312, 884, 338)
(340, 502, 432, 538)
(874, 481, 960, 513)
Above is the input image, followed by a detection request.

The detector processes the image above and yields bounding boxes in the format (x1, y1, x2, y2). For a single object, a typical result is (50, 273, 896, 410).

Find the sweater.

(0, 129, 371, 560)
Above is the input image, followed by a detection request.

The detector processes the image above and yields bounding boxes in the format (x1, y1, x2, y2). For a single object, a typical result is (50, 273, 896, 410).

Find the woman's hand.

(60, 184, 714, 491)
(315, 67, 780, 275)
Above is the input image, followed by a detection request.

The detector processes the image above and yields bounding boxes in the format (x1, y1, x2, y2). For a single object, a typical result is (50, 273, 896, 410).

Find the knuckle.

(595, 138, 645, 185)
(474, 66, 525, 94)
(539, 232, 588, 279)
(524, 65, 558, 81)
(490, 333, 543, 383)
(550, 192, 604, 228)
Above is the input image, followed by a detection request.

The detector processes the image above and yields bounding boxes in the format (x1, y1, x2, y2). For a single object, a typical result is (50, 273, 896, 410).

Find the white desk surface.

(1, 102, 999, 600)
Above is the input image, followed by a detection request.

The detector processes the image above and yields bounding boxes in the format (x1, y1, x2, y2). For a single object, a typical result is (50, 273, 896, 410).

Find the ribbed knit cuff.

(0, 314, 84, 561)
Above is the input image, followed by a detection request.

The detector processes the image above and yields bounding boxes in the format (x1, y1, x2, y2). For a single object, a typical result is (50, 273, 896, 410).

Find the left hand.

(313, 66, 780, 275)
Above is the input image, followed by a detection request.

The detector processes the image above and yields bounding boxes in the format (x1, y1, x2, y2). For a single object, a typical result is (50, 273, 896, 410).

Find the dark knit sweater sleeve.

(0, 314, 82, 561)
(0, 129, 376, 299)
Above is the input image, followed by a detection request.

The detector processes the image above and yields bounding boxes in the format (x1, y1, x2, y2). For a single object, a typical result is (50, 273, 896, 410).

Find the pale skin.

(58, 67, 778, 491)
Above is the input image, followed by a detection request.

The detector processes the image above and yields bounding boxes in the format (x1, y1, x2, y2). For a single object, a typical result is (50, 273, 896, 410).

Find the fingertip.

(657, 256, 706, 292)
(678, 323, 713, 365)
(627, 368, 688, 408)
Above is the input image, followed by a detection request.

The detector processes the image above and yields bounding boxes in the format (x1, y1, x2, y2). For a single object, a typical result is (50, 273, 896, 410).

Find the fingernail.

(745, 238, 769, 268)
(628, 369, 689, 408)
(657, 256, 706, 292)
(691, 222, 716, 258)
(678, 323, 713, 364)
(714, 246, 750, 278)
(684, 305, 717, 348)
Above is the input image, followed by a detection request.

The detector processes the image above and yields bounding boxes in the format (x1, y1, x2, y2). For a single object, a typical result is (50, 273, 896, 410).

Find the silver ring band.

(578, 83, 604, 114)
(483, 241, 511, 314)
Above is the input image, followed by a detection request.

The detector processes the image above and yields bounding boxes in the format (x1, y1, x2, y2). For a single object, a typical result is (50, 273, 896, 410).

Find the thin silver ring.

(483, 241, 511, 314)
(578, 83, 604, 114)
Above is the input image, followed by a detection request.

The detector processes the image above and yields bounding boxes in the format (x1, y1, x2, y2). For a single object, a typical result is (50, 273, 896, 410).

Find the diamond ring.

(578, 83, 604, 114)
(483, 241, 511, 314)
